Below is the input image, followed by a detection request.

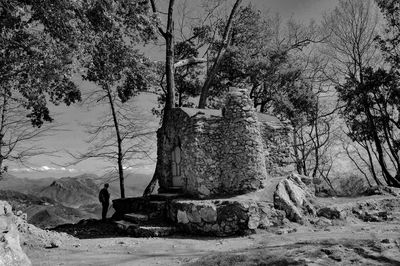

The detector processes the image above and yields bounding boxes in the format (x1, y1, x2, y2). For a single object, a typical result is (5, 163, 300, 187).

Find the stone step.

(133, 225, 177, 237)
(113, 197, 149, 215)
(124, 213, 149, 223)
(113, 197, 169, 217)
(114, 220, 138, 235)
(114, 220, 177, 237)
(148, 193, 183, 201)
(147, 201, 167, 219)
(148, 200, 166, 207)
(166, 186, 184, 193)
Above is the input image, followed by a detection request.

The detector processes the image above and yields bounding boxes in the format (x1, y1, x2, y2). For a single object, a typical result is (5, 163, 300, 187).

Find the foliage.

(375, 0, 400, 69)
(335, 174, 369, 197)
(0, 0, 157, 127)
(174, 41, 203, 107)
(1, 0, 157, 186)
(153, 40, 203, 116)
(84, 33, 153, 98)
(321, 0, 400, 186)
(338, 66, 400, 186)
(338, 68, 400, 143)
(0, 0, 82, 127)
(204, 6, 318, 126)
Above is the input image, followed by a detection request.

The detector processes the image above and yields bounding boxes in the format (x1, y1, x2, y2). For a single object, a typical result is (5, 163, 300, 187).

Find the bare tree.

(68, 90, 156, 198)
(69, 30, 155, 198)
(321, 0, 380, 85)
(0, 89, 60, 179)
(291, 49, 340, 182)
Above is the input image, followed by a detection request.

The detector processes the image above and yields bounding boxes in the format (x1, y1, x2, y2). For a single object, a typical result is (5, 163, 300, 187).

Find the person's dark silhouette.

(99, 183, 110, 221)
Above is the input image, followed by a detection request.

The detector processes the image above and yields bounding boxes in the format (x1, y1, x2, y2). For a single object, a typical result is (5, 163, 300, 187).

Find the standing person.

(99, 183, 110, 221)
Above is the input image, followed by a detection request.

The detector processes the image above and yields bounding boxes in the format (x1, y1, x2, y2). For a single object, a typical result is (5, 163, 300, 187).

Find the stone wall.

(220, 90, 268, 193)
(168, 196, 287, 236)
(260, 124, 294, 177)
(168, 199, 258, 236)
(158, 88, 268, 198)
(155, 110, 192, 191)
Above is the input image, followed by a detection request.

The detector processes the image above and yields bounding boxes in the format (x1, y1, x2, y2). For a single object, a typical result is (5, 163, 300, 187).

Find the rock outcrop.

(0, 200, 32, 266)
(273, 173, 317, 223)
(362, 186, 400, 197)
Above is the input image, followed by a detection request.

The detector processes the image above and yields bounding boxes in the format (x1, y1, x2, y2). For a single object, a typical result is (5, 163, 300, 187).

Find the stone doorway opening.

(171, 146, 183, 187)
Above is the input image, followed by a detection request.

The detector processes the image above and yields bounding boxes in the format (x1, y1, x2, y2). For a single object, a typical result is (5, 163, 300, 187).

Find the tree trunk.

(143, 125, 166, 197)
(165, 0, 176, 111)
(143, 0, 176, 196)
(365, 105, 400, 187)
(364, 141, 381, 186)
(106, 86, 125, 198)
(312, 104, 320, 177)
(0, 89, 7, 180)
(198, 0, 242, 108)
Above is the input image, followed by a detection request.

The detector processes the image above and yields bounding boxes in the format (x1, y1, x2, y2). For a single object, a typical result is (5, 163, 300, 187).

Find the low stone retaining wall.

(168, 197, 286, 236)
(112, 175, 318, 237)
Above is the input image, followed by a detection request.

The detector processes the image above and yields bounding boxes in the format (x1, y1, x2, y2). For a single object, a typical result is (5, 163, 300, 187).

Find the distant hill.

(0, 173, 56, 194)
(0, 171, 152, 199)
(0, 171, 152, 228)
(0, 190, 97, 228)
(26, 204, 96, 228)
(35, 172, 152, 206)
(38, 174, 101, 208)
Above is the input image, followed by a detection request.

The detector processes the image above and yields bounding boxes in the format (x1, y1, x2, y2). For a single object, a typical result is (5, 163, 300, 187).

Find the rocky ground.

(24, 220, 400, 266)
(3, 173, 400, 266)
(23, 193, 400, 266)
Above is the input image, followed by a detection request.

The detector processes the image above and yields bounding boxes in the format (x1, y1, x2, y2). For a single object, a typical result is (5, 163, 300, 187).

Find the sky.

(252, 0, 338, 19)
(8, 0, 340, 179)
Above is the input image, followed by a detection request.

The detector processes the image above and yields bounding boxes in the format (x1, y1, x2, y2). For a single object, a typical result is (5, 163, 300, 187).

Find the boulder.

(355, 211, 392, 222)
(317, 207, 344, 220)
(0, 201, 32, 266)
(273, 173, 317, 224)
(363, 186, 400, 197)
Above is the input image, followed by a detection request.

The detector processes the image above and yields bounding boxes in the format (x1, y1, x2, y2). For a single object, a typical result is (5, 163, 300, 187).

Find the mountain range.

(0, 172, 151, 228)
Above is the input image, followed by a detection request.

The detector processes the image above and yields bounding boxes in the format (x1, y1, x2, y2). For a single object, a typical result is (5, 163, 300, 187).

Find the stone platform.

(112, 182, 288, 237)
(111, 174, 324, 237)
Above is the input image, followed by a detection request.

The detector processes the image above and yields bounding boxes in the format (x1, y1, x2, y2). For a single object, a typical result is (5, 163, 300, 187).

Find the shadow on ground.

(51, 219, 127, 239)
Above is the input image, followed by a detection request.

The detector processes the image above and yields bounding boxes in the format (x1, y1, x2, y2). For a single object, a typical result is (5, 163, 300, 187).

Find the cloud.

(121, 164, 155, 174)
(10, 166, 78, 173)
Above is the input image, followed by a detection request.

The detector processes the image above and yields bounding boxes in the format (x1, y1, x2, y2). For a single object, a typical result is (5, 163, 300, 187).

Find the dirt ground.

(22, 193, 400, 266)
(25, 220, 400, 266)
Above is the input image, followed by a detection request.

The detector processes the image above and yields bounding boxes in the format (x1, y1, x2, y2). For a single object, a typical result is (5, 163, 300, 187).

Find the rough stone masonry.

(157, 88, 293, 198)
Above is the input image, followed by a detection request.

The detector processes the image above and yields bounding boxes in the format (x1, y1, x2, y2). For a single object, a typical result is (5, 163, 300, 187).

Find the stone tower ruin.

(157, 88, 292, 198)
